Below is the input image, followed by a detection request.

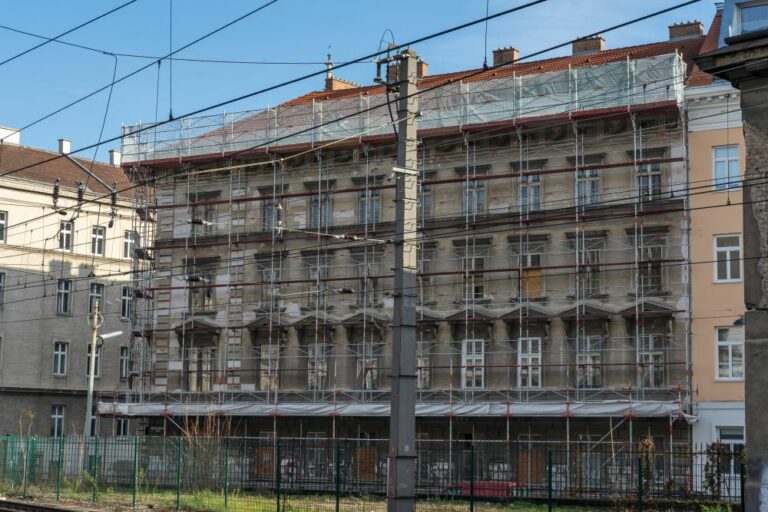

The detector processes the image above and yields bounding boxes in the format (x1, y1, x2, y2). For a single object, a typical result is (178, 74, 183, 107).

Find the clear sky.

(0, 0, 717, 162)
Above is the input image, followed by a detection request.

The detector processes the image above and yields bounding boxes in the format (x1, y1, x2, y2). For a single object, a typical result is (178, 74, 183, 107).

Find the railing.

(0, 436, 742, 511)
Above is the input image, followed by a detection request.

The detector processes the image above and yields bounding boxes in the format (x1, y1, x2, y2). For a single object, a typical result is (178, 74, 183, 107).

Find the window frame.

(358, 189, 381, 225)
(0, 272, 5, 309)
(637, 162, 663, 200)
(716, 326, 745, 381)
(89, 282, 105, 313)
(519, 173, 542, 213)
(59, 221, 74, 251)
(712, 145, 740, 191)
(91, 225, 106, 256)
(461, 173, 487, 216)
(86, 343, 102, 378)
(0, 210, 7, 243)
(56, 279, 72, 315)
(119, 346, 130, 379)
(309, 192, 332, 230)
(576, 168, 600, 206)
(121, 286, 132, 320)
(461, 339, 485, 389)
(736, 1, 768, 35)
(714, 234, 743, 283)
(53, 341, 69, 376)
(123, 230, 138, 259)
(51, 405, 65, 437)
(518, 337, 542, 388)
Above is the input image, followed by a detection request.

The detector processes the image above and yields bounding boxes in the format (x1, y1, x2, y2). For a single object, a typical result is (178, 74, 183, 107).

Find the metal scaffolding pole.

(387, 48, 419, 512)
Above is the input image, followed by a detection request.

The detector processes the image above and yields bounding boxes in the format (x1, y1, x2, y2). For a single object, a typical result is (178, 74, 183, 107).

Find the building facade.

(0, 134, 135, 436)
(110, 25, 713, 450)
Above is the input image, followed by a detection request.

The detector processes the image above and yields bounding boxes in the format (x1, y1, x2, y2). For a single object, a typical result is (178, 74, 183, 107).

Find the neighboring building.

(695, 1, 768, 508)
(0, 134, 135, 436)
(111, 24, 708, 453)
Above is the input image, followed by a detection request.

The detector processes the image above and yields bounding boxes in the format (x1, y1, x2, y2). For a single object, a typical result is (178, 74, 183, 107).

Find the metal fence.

(0, 436, 742, 511)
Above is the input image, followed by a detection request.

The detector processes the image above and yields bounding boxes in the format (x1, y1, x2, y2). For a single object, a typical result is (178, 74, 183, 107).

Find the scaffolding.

(112, 50, 694, 445)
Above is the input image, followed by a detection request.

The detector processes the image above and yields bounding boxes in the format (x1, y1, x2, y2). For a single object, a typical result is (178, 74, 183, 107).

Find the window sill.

(714, 279, 742, 284)
(188, 310, 217, 317)
(715, 377, 744, 383)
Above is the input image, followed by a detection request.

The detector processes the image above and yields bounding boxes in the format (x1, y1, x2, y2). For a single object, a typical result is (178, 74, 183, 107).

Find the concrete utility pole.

(84, 300, 103, 438)
(387, 48, 419, 512)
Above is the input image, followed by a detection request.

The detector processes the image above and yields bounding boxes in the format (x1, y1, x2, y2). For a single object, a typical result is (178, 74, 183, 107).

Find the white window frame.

(121, 286, 132, 319)
(576, 168, 600, 206)
(356, 343, 378, 391)
(461, 339, 485, 389)
(305, 256, 330, 309)
(518, 337, 542, 388)
(51, 405, 65, 437)
(86, 344, 102, 378)
(309, 193, 331, 230)
(0, 210, 7, 243)
(91, 226, 106, 256)
(576, 335, 603, 388)
(307, 342, 329, 391)
(89, 283, 104, 313)
(713, 145, 740, 191)
(116, 417, 129, 436)
(457, 246, 489, 301)
(717, 426, 745, 476)
(123, 230, 138, 259)
(519, 173, 541, 213)
(56, 279, 72, 314)
(59, 221, 73, 251)
(119, 346, 130, 379)
(461, 174, 487, 216)
(716, 326, 745, 381)
(53, 341, 69, 376)
(358, 189, 381, 225)
(259, 344, 279, 392)
(639, 334, 665, 388)
(714, 234, 743, 283)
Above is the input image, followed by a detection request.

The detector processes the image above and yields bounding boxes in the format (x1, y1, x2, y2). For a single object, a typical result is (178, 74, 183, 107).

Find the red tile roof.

(284, 37, 705, 107)
(688, 12, 722, 87)
(0, 143, 131, 198)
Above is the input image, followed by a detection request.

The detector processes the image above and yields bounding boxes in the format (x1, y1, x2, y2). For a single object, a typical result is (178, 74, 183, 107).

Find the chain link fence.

(0, 436, 743, 511)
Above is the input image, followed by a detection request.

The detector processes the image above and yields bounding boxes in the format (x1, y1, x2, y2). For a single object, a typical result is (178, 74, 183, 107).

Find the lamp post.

(84, 299, 122, 437)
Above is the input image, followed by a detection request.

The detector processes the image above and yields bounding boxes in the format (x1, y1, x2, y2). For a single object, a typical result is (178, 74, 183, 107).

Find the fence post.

(22, 436, 29, 498)
(92, 435, 99, 503)
(547, 451, 553, 512)
(56, 436, 64, 501)
(637, 456, 643, 512)
(469, 443, 475, 512)
(275, 441, 282, 512)
(175, 438, 183, 510)
(224, 438, 230, 509)
(335, 441, 341, 512)
(741, 461, 746, 512)
(132, 436, 139, 508)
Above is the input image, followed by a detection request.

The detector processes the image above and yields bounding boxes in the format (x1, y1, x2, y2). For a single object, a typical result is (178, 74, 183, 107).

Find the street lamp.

(84, 299, 122, 437)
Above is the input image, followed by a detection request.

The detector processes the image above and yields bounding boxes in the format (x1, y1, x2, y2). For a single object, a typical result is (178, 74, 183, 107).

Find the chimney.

(668, 20, 704, 41)
(58, 138, 71, 155)
(109, 149, 121, 167)
(572, 36, 605, 56)
(0, 126, 20, 145)
(417, 59, 428, 78)
(492, 47, 519, 66)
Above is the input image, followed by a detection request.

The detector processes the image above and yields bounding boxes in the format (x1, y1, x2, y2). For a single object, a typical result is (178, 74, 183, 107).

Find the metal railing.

(0, 436, 743, 511)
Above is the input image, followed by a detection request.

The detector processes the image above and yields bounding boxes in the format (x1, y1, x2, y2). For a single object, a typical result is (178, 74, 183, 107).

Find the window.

(119, 346, 130, 379)
(186, 261, 216, 314)
(59, 221, 73, 251)
(306, 255, 330, 309)
(262, 196, 281, 232)
(351, 249, 382, 307)
(457, 244, 489, 301)
(511, 239, 546, 299)
(123, 230, 138, 258)
(576, 336, 602, 388)
(417, 340, 433, 389)
(637, 236, 666, 293)
(56, 279, 72, 314)
(715, 235, 742, 282)
(518, 337, 542, 388)
(461, 339, 485, 389)
(86, 344, 102, 377)
(0, 211, 6, 243)
(418, 180, 433, 219)
(356, 343, 378, 390)
(307, 343, 329, 390)
(116, 417, 129, 436)
(190, 204, 216, 237)
(574, 237, 605, 297)
(0, 272, 5, 309)
(519, 174, 541, 213)
(51, 405, 65, 437)
(359, 189, 381, 225)
(259, 344, 279, 391)
(717, 327, 744, 380)
(717, 427, 745, 476)
(89, 283, 104, 313)
(121, 286, 132, 319)
(737, 3, 768, 34)
(185, 346, 216, 392)
(638, 162, 662, 199)
(577, 168, 600, 206)
(418, 245, 436, 304)
(639, 334, 665, 388)
(309, 192, 331, 230)
(461, 173, 486, 215)
(53, 342, 68, 376)
(256, 256, 282, 310)
(713, 145, 740, 191)
(91, 226, 105, 256)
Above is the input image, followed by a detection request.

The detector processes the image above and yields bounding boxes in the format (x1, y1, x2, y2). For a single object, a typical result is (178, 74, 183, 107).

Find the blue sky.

(0, 0, 717, 161)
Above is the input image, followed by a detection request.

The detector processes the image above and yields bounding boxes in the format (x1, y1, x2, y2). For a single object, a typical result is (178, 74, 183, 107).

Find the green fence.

(0, 436, 743, 511)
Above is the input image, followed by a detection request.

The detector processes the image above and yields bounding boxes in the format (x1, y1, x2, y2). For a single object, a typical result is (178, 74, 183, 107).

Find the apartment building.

(110, 25, 708, 448)
(686, 8, 746, 452)
(0, 132, 135, 436)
